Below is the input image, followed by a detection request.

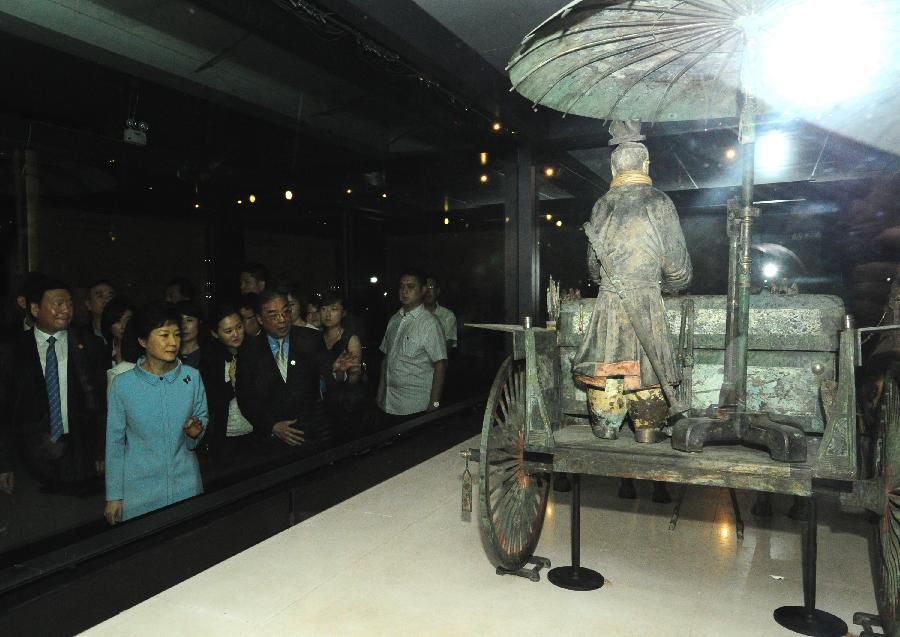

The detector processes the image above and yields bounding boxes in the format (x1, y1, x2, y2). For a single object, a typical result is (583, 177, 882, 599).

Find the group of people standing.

(0, 263, 458, 526)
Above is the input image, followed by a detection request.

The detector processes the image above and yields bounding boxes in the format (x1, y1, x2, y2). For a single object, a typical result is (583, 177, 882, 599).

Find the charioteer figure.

(573, 120, 692, 443)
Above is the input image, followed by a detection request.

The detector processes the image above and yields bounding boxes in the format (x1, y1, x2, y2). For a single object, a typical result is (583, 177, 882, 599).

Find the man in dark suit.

(235, 289, 330, 456)
(4, 278, 107, 493)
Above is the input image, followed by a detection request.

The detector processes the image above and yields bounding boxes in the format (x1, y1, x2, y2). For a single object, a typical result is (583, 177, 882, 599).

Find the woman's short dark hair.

(120, 320, 143, 364)
(100, 297, 134, 343)
(174, 300, 203, 322)
(321, 290, 347, 310)
(281, 284, 308, 321)
(134, 302, 181, 339)
(208, 303, 240, 331)
(166, 277, 195, 300)
(240, 263, 269, 284)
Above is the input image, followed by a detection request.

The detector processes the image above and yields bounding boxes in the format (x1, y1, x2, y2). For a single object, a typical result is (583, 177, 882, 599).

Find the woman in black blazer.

(199, 304, 257, 485)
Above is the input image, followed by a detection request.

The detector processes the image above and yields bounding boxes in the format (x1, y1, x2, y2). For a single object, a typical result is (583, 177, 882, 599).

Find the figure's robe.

(573, 183, 692, 390)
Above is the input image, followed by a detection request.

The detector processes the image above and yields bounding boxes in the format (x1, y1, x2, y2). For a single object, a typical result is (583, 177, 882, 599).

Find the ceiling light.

(759, 0, 890, 109)
(381, 193, 388, 199)
(479, 152, 488, 165)
(369, 276, 378, 284)
(237, 199, 243, 205)
(725, 147, 737, 160)
(762, 262, 779, 278)
(345, 188, 353, 195)
(479, 174, 489, 183)
(545, 213, 553, 221)
(757, 131, 788, 172)
(248, 194, 256, 203)
(491, 122, 502, 132)
(555, 220, 563, 227)
(284, 190, 293, 201)
(443, 217, 450, 225)
(544, 167, 556, 177)
(193, 203, 200, 209)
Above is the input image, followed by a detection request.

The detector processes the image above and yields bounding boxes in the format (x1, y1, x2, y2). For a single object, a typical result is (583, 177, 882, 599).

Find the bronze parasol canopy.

(507, 0, 899, 152)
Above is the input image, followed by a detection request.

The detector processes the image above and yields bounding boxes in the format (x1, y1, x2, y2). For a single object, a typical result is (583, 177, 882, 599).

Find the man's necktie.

(45, 335, 64, 442)
(276, 339, 288, 382)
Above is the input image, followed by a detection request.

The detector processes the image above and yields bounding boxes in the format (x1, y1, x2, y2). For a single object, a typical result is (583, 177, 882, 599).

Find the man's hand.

(95, 460, 105, 476)
(183, 417, 203, 439)
(272, 419, 304, 446)
(0, 472, 14, 495)
(105, 500, 123, 525)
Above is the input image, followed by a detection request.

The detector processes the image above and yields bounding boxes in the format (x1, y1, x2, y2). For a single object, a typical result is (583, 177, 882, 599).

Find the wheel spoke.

(480, 358, 549, 570)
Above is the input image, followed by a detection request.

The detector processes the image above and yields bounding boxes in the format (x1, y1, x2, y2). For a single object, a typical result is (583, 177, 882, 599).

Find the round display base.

(547, 566, 605, 591)
(773, 606, 848, 637)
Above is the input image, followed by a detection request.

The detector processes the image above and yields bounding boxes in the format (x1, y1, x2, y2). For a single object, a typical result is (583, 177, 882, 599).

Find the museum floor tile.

(80, 435, 877, 637)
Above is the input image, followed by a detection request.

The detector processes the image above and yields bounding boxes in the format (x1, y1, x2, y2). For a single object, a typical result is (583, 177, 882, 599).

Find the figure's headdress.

(608, 119, 645, 146)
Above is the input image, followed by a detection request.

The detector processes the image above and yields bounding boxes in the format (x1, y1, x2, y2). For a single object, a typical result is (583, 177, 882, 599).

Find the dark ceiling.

(0, 0, 897, 232)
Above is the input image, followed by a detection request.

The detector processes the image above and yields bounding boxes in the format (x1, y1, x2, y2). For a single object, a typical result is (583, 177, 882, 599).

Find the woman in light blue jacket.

(105, 302, 208, 524)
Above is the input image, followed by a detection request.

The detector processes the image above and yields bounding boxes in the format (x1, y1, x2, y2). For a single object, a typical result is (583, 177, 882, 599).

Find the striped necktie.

(45, 335, 64, 443)
(275, 339, 288, 382)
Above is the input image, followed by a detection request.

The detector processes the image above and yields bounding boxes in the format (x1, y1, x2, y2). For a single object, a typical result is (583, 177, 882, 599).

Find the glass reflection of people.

(84, 279, 116, 342)
(320, 292, 368, 439)
(305, 295, 322, 330)
(235, 290, 328, 453)
(377, 270, 447, 418)
(164, 277, 194, 304)
(106, 320, 142, 391)
(5, 277, 107, 495)
(105, 303, 208, 524)
(176, 300, 204, 369)
(423, 276, 458, 350)
(239, 294, 262, 338)
(199, 304, 256, 482)
(238, 263, 268, 295)
(100, 298, 134, 368)
(284, 285, 312, 329)
(321, 292, 363, 385)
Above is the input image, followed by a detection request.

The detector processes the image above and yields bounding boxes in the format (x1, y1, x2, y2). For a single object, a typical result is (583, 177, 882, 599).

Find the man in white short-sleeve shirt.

(424, 276, 458, 349)
(377, 270, 447, 416)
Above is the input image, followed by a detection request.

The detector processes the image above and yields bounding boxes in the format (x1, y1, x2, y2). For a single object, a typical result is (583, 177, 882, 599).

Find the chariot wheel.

(478, 356, 551, 571)
(872, 369, 900, 636)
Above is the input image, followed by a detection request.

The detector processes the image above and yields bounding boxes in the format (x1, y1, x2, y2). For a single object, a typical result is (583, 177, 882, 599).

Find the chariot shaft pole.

(719, 48, 759, 412)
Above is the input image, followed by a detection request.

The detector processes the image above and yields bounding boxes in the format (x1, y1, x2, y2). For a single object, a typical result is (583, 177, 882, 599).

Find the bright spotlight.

(369, 276, 379, 284)
(284, 190, 293, 201)
(555, 219, 563, 228)
(758, 0, 890, 109)
(443, 217, 450, 225)
(757, 131, 788, 172)
(248, 194, 256, 203)
(762, 263, 779, 278)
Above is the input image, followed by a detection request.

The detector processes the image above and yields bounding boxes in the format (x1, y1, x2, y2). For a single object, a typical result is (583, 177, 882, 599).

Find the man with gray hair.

(572, 120, 692, 447)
